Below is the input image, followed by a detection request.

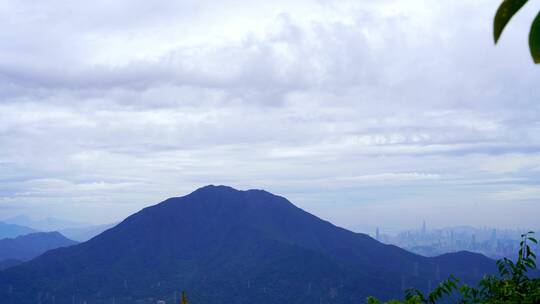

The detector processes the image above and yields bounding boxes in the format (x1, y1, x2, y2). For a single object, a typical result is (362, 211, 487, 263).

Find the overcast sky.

(0, 0, 539, 231)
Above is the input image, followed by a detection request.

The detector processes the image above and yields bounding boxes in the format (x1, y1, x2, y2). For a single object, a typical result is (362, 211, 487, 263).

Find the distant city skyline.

(1, 1, 539, 229)
(367, 220, 539, 261)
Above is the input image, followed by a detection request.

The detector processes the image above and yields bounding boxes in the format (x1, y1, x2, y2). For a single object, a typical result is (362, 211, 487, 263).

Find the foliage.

(366, 232, 540, 304)
(493, 0, 540, 63)
(182, 291, 189, 304)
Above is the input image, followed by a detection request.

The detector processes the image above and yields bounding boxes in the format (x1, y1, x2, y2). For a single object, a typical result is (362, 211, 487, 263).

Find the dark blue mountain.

(0, 222, 37, 239)
(0, 185, 497, 304)
(0, 232, 78, 261)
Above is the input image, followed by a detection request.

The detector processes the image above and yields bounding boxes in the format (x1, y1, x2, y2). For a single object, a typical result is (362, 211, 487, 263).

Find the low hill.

(0, 222, 37, 239)
(0, 232, 78, 261)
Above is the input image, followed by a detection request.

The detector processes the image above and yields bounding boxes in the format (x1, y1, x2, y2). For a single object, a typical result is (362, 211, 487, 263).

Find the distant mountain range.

(0, 185, 497, 304)
(1, 215, 114, 242)
(0, 232, 78, 262)
(2, 215, 90, 232)
(0, 222, 37, 239)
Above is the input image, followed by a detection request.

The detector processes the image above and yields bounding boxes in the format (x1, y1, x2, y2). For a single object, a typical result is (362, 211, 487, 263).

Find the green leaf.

(494, 0, 529, 43)
(530, 11, 540, 64)
(524, 259, 536, 269)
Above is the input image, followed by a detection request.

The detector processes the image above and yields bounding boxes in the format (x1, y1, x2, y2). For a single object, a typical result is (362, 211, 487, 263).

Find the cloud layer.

(0, 0, 539, 229)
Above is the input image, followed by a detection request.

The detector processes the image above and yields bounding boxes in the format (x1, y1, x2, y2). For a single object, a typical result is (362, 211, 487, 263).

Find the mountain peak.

(192, 184, 269, 194)
(192, 184, 239, 193)
(185, 185, 277, 203)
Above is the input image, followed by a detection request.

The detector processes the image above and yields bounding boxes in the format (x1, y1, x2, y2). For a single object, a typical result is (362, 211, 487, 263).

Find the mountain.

(0, 185, 497, 304)
(0, 260, 22, 271)
(0, 222, 37, 239)
(60, 223, 117, 242)
(3, 215, 114, 242)
(3, 215, 89, 232)
(0, 232, 78, 261)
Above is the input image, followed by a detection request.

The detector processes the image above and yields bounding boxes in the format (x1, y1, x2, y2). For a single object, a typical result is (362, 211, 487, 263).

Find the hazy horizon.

(1, 1, 539, 230)
(1, 185, 539, 232)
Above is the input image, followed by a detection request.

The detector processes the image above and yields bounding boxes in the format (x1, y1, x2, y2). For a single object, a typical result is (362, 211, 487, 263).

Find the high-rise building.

(490, 229, 497, 248)
(422, 220, 426, 236)
(376, 227, 380, 241)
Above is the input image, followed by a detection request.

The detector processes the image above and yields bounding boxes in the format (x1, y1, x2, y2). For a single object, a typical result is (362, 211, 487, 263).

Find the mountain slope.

(0, 222, 37, 239)
(0, 185, 497, 304)
(0, 232, 78, 261)
(60, 223, 117, 242)
(0, 259, 22, 271)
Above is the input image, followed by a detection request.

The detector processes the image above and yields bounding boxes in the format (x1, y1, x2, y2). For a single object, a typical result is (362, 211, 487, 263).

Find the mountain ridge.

(0, 231, 78, 262)
(0, 222, 37, 239)
(3, 215, 90, 232)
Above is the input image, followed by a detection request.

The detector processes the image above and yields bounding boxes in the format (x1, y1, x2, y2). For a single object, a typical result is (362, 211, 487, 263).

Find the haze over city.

(1, 0, 539, 230)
